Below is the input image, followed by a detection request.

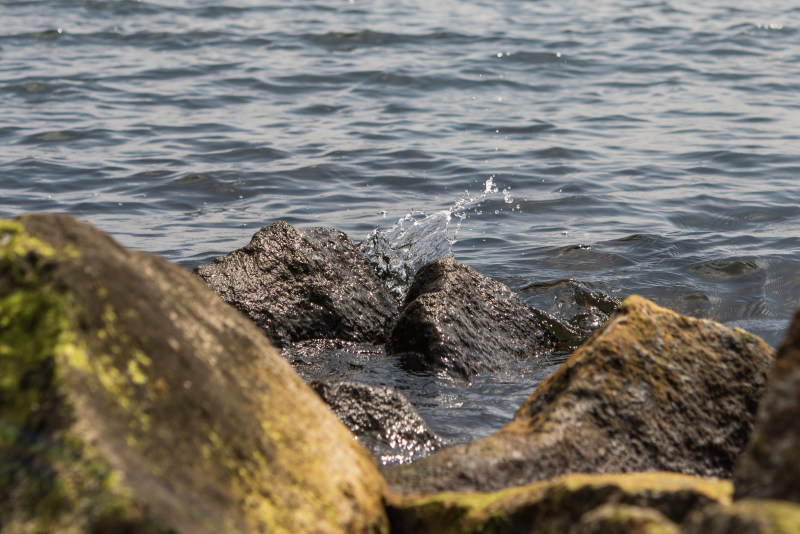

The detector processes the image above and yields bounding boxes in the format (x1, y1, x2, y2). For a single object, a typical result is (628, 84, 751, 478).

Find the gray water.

(2, 0, 799, 445)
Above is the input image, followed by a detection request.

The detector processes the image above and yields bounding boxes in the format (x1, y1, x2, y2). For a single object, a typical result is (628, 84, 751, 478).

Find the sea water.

(2, 0, 799, 444)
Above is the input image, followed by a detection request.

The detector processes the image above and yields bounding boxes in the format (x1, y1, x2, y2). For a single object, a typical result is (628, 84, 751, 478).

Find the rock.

(311, 380, 443, 465)
(194, 221, 397, 348)
(0, 214, 388, 534)
(734, 306, 800, 502)
(520, 278, 621, 348)
(386, 257, 557, 379)
(683, 499, 800, 534)
(572, 503, 679, 534)
(386, 471, 730, 534)
(384, 296, 774, 494)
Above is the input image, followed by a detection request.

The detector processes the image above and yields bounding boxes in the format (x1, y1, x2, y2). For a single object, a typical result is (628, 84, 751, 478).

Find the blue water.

(2, 0, 799, 444)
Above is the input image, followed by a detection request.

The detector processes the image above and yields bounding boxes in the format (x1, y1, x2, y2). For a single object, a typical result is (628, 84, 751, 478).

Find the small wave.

(359, 176, 512, 300)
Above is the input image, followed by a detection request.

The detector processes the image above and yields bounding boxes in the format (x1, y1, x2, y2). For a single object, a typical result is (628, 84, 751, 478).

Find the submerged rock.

(387, 471, 730, 534)
(521, 278, 621, 348)
(0, 214, 388, 534)
(194, 221, 397, 348)
(386, 257, 557, 379)
(312, 380, 443, 465)
(384, 296, 774, 494)
(734, 305, 800, 502)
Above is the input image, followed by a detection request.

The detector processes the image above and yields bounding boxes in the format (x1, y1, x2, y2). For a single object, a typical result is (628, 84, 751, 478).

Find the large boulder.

(194, 221, 397, 348)
(311, 380, 443, 465)
(386, 257, 557, 379)
(387, 471, 731, 534)
(0, 214, 388, 534)
(734, 306, 800, 501)
(384, 296, 774, 494)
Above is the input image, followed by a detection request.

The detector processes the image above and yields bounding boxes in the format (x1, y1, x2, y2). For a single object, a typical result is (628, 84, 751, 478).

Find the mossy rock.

(684, 499, 800, 534)
(387, 471, 731, 534)
(384, 296, 774, 494)
(0, 214, 388, 533)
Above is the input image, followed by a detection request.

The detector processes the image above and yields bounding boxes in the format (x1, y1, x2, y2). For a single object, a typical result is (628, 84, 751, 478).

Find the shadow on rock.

(0, 214, 388, 534)
(735, 305, 800, 502)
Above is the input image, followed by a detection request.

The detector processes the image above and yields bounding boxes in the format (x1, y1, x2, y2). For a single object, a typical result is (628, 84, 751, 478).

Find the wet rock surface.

(194, 221, 397, 347)
(386, 257, 558, 379)
(734, 306, 800, 502)
(521, 278, 621, 349)
(312, 380, 443, 465)
(0, 214, 388, 534)
(386, 472, 731, 534)
(384, 295, 775, 494)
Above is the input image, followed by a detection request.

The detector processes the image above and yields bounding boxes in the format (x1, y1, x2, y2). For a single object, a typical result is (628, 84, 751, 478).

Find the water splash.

(359, 176, 508, 301)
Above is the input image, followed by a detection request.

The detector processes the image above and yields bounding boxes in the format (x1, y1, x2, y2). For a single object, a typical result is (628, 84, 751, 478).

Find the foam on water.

(359, 176, 509, 300)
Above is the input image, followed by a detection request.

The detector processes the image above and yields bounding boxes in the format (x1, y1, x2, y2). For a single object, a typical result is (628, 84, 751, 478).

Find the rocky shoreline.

(2, 213, 799, 533)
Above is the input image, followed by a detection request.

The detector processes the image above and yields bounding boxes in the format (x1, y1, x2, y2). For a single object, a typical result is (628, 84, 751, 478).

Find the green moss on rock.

(387, 471, 731, 534)
(385, 296, 774, 494)
(0, 214, 388, 533)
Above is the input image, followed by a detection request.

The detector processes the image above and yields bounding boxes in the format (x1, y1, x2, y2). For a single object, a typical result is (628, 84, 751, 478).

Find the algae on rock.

(385, 295, 774, 494)
(387, 471, 731, 534)
(0, 214, 388, 534)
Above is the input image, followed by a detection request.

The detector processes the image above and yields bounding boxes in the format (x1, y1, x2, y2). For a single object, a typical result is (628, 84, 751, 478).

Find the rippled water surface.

(2, 0, 799, 444)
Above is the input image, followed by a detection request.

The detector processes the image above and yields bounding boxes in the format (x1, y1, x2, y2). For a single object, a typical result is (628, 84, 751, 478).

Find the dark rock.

(386, 257, 557, 379)
(521, 278, 621, 348)
(312, 380, 443, 465)
(194, 221, 397, 348)
(683, 499, 800, 534)
(734, 305, 800, 501)
(387, 471, 730, 534)
(0, 214, 388, 534)
(384, 296, 774, 494)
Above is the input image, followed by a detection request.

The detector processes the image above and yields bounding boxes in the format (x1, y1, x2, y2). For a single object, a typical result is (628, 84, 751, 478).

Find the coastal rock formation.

(0, 214, 388, 534)
(312, 380, 443, 465)
(194, 221, 397, 348)
(384, 296, 774, 494)
(387, 471, 731, 534)
(386, 257, 557, 379)
(734, 305, 800, 501)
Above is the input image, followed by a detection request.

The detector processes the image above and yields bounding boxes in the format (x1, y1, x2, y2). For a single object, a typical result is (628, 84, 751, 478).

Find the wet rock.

(194, 221, 397, 347)
(0, 214, 388, 534)
(384, 296, 774, 494)
(387, 471, 730, 534)
(283, 338, 387, 382)
(386, 257, 557, 379)
(521, 278, 621, 348)
(683, 499, 800, 534)
(312, 380, 443, 465)
(734, 305, 800, 501)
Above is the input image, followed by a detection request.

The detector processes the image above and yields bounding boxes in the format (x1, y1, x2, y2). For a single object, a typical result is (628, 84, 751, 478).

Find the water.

(2, 0, 800, 446)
